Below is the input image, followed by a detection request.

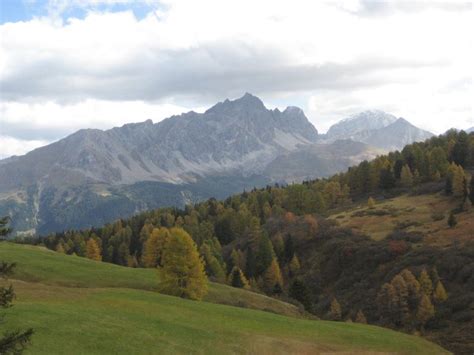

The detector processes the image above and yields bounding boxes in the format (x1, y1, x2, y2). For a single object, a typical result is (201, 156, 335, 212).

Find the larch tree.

(355, 309, 367, 324)
(433, 281, 448, 303)
(0, 216, 33, 354)
(391, 275, 409, 325)
(142, 228, 171, 268)
(157, 228, 208, 300)
(367, 197, 376, 209)
(263, 259, 283, 295)
(418, 269, 433, 296)
(289, 254, 301, 277)
(329, 298, 342, 321)
(399, 269, 421, 311)
(416, 294, 435, 328)
(85, 238, 102, 261)
(400, 164, 414, 187)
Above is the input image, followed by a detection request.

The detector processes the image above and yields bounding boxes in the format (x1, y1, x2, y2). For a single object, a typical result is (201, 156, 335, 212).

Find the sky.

(0, 0, 473, 159)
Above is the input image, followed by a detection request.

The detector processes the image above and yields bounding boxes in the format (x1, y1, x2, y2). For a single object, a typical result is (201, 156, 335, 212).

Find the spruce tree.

(229, 267, 250, 289)
(289, 278, 311, 310)
(0, 217, 33, 354)
(284, 235, 295, 263)
(245, 247, 256, 279)
(470, 176, 474, 204)
(256, 235, 275, 276)
(448, 212, 457, 228)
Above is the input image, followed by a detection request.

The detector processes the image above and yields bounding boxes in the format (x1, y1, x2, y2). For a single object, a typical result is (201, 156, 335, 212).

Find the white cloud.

(0, 0, 472, 157)
(0, 99, 200, 140)
(0, 135, 49, 159)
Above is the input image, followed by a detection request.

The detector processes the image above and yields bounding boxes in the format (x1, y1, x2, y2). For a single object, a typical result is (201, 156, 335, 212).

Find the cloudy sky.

(0, 0, 472, 159)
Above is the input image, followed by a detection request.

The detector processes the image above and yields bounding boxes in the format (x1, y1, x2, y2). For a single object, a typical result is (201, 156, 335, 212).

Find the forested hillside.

(30, 130, 474, 353)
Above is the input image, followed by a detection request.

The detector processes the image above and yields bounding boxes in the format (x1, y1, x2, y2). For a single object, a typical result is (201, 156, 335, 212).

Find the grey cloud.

(0, 40, 451, 104)
(352, 1, 471, 16)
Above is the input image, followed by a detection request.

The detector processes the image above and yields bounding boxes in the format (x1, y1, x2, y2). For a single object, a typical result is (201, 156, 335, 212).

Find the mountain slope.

(324, 110, 433, 150)
(0, 243, 447, 354)
(0, 94, 384, 236)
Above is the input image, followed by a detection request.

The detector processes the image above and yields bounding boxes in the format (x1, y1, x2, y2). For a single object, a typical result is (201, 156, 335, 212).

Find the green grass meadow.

(0, 243, 448, 354)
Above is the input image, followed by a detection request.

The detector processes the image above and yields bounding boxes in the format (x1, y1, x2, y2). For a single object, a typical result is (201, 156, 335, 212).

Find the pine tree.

(433, 281, 448, 303)
(0, 217, 34, 354)
(418, 269, 433, 296)
(400, 164, 414, 187)
(86, 238, 102, 261)
(355, 309, 367, 324)
(330, 298, 342, 321)
(448, 212, 457, 228)
(157, 228, 208, 300)
(416, 294, 435, 327)
(263, 259, 283, 295)
(229, 267, 250, 289)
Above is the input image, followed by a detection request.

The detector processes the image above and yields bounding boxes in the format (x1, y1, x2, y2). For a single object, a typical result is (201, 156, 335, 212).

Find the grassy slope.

(329, 192, 473, 246)
(0, 243, 302, 318)
(0, 243, 448, 354)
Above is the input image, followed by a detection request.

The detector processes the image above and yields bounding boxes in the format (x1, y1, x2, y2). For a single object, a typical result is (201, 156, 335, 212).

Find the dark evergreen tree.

(393, 159, 404, 180)
(245, 247, 256, 279)
(448, 212, 457, 228)
(451, 131, 470, 167)
(0, 217, 33, 354)
(284, 235, 295, 263)
(255, 234, 274, 276)
(379, 168, 396, 190)
(289, 278, 311, 310)
(470, 176, 474, 204)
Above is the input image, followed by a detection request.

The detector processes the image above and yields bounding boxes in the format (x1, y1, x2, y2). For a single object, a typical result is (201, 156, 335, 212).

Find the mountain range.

(0, 93, 433, 235)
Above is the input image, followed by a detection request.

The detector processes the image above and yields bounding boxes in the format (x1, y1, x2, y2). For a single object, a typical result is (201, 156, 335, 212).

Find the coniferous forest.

(22, 130, 474, 353)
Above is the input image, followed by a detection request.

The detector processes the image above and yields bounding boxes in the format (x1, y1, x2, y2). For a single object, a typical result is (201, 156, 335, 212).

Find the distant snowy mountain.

(324, 110, 433, 151)
(467, 127, 474, 133)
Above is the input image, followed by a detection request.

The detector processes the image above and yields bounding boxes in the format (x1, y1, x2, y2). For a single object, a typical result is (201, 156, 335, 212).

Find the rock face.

(0, 94, 321, 235)
(324, 110, 433, 151)
(0, 94, 433, 236)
